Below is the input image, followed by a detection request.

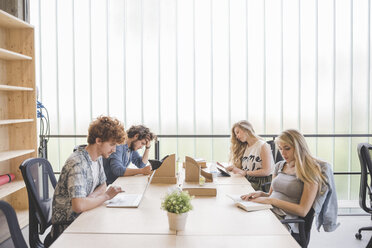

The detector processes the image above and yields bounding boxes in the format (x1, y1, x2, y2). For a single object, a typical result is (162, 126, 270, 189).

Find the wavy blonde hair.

(229, 120, 261, 169)
(276, 129, 327, 192)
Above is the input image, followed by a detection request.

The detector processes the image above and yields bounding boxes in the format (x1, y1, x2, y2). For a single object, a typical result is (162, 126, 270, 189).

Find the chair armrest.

(261, 182, 271, 193)
(280, 218, 305, 224)
(368, 185, 372, 196)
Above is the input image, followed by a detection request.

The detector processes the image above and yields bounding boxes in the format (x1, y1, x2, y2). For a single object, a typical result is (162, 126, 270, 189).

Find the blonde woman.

(240, 129, 328, 236)
(227, 120, 274, 190)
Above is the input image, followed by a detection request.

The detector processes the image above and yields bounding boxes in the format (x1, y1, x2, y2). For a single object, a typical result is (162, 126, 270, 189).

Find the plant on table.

(161, 189, 194, 230)
(161, 189, 193, 214)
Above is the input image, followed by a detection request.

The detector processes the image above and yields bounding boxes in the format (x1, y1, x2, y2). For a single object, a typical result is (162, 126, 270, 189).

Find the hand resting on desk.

(226, 165, 246, 176)
(240, 191, 269, 201)
(106, 185, 124, 199)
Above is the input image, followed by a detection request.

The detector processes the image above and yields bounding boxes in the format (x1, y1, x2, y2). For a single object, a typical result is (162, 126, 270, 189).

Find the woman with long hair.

(240, 129, 327, 233)
(227, 120, 274, 190)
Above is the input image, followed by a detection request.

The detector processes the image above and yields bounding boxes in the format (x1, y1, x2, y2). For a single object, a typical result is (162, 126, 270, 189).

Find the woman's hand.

(226, 165, 234, 171)
(231, 167, 245, 175)
(240, 191, 265, 201)
(250, 196, 272, 204)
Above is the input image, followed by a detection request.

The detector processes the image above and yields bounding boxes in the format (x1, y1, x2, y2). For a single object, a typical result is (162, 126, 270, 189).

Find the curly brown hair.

(87, 116, 126, 145)
(126, 125, 156, 141)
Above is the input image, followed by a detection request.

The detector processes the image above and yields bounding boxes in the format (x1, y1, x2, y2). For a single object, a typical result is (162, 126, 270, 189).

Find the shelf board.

(0, 9, 33, 29)
(0, 119, 34, 125)
(0, 149, 35, 162)
(0, 180, 25, 199)
(15, 209, 29, 229)
(0, 85, 33, 91)
(0, 207, 28, 243)
(0, 48, 32, 60)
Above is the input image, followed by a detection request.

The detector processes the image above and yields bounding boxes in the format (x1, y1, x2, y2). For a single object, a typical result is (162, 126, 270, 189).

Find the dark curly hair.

(126, 125, 156, 141)
(87, 116, 126, 145)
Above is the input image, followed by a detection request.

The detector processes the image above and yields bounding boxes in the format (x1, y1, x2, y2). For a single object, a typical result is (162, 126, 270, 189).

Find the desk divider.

(151, 154, 177, 184)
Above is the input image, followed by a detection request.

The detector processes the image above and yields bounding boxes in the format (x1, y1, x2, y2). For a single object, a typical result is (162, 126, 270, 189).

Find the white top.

(90, 160, 100, 194)
(241, 139, 273, 172)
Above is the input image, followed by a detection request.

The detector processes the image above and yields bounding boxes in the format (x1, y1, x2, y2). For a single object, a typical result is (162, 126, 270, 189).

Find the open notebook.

(106, 170, 156, 208)
(226, 194, 272, 212)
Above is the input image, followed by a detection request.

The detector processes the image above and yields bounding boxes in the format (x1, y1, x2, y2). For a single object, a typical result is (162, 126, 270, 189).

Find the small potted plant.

(161, 189, 194, 231)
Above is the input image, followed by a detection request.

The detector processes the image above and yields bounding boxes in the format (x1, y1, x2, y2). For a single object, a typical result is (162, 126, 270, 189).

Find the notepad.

(226, 194, 272, 212)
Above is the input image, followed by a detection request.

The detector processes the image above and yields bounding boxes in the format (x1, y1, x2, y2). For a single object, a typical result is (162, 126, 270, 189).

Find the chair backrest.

(302, 208, 315, 247)
(266, 139, 284, 164)
(19, 158, 57, 246)
(0, 200, 28, 248)
(357, 143, 372, 214)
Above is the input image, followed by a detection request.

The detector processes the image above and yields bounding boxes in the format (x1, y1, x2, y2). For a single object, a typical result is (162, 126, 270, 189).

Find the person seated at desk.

(241, 129, 336, 237)
(103, 125, 156, 184)
(50, 116, 126, 241)
(227, 120, 274, 190)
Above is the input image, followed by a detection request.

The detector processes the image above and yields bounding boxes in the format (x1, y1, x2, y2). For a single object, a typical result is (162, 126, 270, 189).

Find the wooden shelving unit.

(0, 149, 35, 162)
(0, 180, 26, 199)
(0, 9, 37, 231)
(0, 85, 33, 91)
(0, 47, 32, 60)
(0, 119, 34, 125)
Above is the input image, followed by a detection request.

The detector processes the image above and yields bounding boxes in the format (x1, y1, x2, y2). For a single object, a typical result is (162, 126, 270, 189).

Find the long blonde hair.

(276, 129, 327, 192)
(229, 120, 261, 169)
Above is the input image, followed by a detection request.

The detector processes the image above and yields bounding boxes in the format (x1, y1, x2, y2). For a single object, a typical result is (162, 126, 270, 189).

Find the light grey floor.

(0, 225, 49, 248)
(309, 215, 372, 248)
(0, 216, 371, 248)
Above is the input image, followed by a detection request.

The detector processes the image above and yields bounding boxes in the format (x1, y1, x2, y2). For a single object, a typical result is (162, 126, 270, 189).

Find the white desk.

(210, 173, 249, 185)
(51, 233, 300, 248)
(64, 184, 176, 235)
(51, 234, 176, 248)
(53, 174, 299, 247)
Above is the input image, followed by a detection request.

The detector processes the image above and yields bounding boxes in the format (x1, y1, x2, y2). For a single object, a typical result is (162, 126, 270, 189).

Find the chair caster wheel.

(355, 233, 362, 240)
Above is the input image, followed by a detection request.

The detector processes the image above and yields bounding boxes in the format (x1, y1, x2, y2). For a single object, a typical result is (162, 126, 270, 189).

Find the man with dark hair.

(103, 125, 156, 184)
(51, 116, 126, 241)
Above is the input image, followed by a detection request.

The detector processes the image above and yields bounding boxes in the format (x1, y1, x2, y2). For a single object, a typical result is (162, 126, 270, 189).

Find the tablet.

(216, 163, 231, 177)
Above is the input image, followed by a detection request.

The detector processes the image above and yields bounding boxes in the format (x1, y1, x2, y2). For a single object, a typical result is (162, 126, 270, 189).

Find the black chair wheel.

(355, 233, 362, 240)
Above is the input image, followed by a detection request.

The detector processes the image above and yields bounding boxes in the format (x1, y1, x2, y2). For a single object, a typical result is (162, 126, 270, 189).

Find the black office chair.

(261, 140, 284, 193)
(0, 200, 28, 248)
(281, 208, 315, 248)
(266, 139, 284, 164)
(19, 158, 57, 248)
(355, 143, 372, 241)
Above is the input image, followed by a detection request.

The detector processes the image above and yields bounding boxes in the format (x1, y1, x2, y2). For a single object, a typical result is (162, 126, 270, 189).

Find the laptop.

(106, 170, 156, 208)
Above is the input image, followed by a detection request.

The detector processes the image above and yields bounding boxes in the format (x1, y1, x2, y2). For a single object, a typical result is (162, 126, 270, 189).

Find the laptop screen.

(137, 170, 156, 205)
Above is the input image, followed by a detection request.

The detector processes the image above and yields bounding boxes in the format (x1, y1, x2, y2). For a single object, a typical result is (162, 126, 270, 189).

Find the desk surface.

(64, 179, 288, 236)
(51, 233, 300, 248)
(55, 173, 299, 247)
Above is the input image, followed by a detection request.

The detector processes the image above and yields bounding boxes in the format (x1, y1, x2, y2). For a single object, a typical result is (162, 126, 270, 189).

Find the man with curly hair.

(103, 125, 156, 184)
(51, 116, 126, 241)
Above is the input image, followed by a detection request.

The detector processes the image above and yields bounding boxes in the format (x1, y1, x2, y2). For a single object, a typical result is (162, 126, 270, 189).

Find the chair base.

(355, 226, 372, 240)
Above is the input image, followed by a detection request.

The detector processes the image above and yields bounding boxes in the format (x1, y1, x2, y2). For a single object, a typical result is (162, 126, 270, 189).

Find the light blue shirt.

(313, 162, 340, 232)
(103, 144, 146, 184)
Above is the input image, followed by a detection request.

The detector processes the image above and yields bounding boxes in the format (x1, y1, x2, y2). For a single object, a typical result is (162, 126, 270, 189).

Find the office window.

(31, 0, 371, 201)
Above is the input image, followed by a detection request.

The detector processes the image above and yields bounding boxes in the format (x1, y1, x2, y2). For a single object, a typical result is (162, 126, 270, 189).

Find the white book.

(226, 194, 272, 212)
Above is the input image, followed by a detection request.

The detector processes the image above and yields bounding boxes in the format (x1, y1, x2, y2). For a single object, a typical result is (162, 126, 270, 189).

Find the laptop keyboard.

(110, 194, 140, 206)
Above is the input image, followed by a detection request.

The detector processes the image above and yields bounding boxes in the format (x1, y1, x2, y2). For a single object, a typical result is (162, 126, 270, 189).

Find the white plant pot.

(167, 211, 188, 231)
